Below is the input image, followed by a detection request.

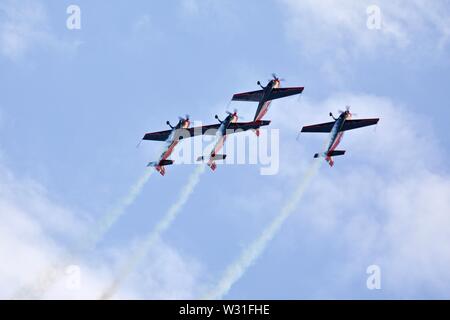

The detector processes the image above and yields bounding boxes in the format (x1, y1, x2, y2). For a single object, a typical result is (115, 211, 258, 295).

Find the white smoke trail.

(80, 170, 154, 253)
(12, 170, 154, 299)
(204, 160, 322, 299)
(99, 164, 206, 300)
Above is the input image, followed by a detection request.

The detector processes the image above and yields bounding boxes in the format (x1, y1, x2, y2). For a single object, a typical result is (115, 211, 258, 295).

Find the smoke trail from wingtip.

(204, 160, 322, 300)
(99, 164, 206, 300)
(12, 170, 154, 299)
(79, 170, 154, 253)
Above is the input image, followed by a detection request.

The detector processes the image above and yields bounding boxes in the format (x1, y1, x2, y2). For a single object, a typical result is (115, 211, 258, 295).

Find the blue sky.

(1, 0, 450, 299)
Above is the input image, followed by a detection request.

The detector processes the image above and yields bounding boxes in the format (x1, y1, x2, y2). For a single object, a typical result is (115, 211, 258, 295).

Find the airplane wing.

(143, 120, 272, 141)
(232, 90, 264, 102)
(143, 124, 222, 141)
(142, 130, 172, 141)
(189, 121, 270, 136)
(267, 87, 304, 100)
(340, 119, 379, 131)
(301, 122, 335, 133)
(228, 120, 271, 131)
(187, 124, 221, 136)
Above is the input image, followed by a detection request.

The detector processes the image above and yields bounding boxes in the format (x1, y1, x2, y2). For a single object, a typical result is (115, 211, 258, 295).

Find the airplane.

(232, 73, 304, 135)
(301, 107, 379, 167)
(197, 110, 271, 171)
(142, 114, 270, 175)
(142, 115, 192, 176)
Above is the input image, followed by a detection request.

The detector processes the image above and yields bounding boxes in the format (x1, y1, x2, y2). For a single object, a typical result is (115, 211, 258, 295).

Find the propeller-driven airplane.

(142, 113, 270, 175)
(301, 107, 379, 167)
(197, 110, 270, 171)
(143, 116, 192, 176)
(232, 74, 304, 135)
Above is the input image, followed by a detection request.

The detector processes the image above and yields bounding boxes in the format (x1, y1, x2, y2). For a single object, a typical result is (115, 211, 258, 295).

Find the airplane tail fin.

(208, 161, 217, 171)
(326, 150, 345, 167)
(327, 157, 334, 167)
(156, 166, 166, 176)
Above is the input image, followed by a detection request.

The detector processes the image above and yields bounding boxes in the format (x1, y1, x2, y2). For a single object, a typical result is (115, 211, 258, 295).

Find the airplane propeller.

(179, 114, 190, 121)
(338, 106, 356, 116)
(271, 73, 285, 82)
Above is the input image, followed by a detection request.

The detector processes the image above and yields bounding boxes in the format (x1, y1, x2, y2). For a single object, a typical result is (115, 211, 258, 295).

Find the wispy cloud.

(0, 0, 81, 61)
(280, 0, 450, 83)
(0, 162, 202, 299)
(12, 169, 153, 299)
(266, 93, 450, 298)
(282, 0, 450, 56)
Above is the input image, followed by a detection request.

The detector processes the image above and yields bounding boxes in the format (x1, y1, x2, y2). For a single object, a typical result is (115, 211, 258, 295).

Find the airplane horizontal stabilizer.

(314, 150, 345, 158)
(147, 159, 174, 167)
(328, 150, 346, 157)
(211, 154, 226, 161)
(197, 154, 227, 162)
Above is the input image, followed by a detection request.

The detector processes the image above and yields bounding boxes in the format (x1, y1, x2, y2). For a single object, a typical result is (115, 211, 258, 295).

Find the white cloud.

(0, 163, 204, 299)
(0, 0, 81, 61)
(280, 0, 450, 83)
(282, 0, 450, 56)
(267, 93, 450, 297)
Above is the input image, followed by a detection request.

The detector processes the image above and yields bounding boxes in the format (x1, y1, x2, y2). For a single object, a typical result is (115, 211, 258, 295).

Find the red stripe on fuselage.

(255, 100, 271, 122)
(329, 131, 344, 153)
(255, 82, 279, 122)
(211, 135, 226, 157)
(161, 140, 179, 161)
(154, 140, 179, 175)
(208, 135, 226, 169)
(325, 131, 344, 164)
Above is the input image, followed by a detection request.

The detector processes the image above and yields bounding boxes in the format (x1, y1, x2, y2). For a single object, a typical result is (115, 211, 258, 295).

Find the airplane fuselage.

(324, 113, 350, 165)
(254, 80, 280, 122)
(207, 113, 238, 170)
(155, 120, 190, 175)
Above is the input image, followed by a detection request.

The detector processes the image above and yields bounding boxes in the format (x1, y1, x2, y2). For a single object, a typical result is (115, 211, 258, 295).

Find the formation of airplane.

(141, 74, 380, 175)
(301, 106, 379, 167)
(143, 112, 270, 175)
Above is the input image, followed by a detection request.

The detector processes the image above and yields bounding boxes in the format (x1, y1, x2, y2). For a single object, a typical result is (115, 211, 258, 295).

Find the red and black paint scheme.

(232, 73, 304, 136)
(197, 110, 271, 171)
(301, 107, 379, 167)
